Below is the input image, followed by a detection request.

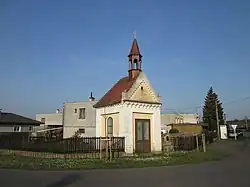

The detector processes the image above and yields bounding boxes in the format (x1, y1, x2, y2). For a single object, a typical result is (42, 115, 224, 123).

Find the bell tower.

(128, 32, 142, 80)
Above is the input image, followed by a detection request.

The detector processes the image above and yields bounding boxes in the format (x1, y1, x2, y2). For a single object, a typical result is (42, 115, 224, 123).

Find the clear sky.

(0, 0, 250, 120)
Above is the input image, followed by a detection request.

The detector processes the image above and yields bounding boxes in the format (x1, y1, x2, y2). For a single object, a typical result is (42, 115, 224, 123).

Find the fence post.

(196, 135, 199, 152)
(202, 134, 206, 152)
(109, 137, 112, 161)
(105, 137, 108, 160)
(99, 137, 102, 160)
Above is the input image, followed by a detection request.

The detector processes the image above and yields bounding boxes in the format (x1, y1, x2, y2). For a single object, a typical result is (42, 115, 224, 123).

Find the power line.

(161, 96, 250, 113)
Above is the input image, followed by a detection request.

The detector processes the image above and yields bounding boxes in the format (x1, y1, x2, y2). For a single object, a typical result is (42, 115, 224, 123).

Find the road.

(0, 144, 249, 187)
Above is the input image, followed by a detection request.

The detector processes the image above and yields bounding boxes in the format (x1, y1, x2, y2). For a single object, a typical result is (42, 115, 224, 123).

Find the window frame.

(78, 128, 85, 133)
(13, 125, 21, 132)
(78, 108, 86, 119)
(28, 126, 33, 132)
(41, 118, 45, 123)
(107, 117, 113, 137)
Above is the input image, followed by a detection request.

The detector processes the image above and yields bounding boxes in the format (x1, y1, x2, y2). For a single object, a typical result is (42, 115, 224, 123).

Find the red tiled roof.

(93, 72, 140, 108)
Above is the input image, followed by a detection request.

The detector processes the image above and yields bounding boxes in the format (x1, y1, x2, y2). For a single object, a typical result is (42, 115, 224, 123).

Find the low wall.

(171, 124, 202, 134)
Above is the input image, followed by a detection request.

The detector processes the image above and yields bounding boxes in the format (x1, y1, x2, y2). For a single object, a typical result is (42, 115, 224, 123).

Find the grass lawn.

(0, 149, 230, 170)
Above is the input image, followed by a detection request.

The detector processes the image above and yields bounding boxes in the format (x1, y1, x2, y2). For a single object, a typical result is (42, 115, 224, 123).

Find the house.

(35, 109, 63, 136)
(161, 112, 199, 133)
(182, 113, 199, 124)
(63, 92, 97, 138)
(0, 111, 42, 133)
(93, 37, 162, 154)
(35, 93, 97, 138)
(36, 109, 63, 128)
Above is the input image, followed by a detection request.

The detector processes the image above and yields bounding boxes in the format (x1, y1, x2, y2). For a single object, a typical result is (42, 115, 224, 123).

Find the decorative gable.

(129, 81, 156, 102)
(124, 72, 161, 104)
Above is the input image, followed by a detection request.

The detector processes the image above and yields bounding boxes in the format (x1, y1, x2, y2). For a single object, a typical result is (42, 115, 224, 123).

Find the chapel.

(94, 36, 162, 153)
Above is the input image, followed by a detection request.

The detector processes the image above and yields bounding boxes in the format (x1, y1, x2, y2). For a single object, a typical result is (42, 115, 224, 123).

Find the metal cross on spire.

(132, 31, 136, 39)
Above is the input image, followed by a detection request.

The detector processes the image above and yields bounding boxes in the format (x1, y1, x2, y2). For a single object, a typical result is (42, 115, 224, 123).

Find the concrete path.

(0, 143, 249, 187)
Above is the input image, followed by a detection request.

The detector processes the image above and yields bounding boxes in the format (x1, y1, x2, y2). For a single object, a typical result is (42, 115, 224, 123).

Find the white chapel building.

(93, 37, 162, 154)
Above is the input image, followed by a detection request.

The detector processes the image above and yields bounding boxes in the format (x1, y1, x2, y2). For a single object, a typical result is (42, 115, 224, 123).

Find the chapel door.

(135, 119, 151, 153)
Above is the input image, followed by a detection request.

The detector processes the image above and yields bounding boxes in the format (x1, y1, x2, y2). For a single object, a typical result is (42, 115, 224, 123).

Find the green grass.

(0, 150, 229, 170)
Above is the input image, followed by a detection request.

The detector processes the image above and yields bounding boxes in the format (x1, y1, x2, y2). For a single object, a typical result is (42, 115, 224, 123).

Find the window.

(78, 128, 85, 133)
(74, 108, 77, 113)
(107, 117, 113, 137)
(28, 126, 33, 132)
(175, 118, 178, 124)
(79, 108, 86, 119)
(13, 126, 21, 132)
(41, 118, 45, 123)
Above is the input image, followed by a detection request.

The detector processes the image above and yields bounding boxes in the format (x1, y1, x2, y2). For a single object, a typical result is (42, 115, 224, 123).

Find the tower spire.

(128, 33, 142, 80)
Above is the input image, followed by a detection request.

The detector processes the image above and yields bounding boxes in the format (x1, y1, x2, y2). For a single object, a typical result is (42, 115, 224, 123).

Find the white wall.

(182, 114, 199, 124)
(96, 102, 162, 154)
(36, 113, 63, 126)
(63, 101, 97, 138)
(161, 113, 199, 127)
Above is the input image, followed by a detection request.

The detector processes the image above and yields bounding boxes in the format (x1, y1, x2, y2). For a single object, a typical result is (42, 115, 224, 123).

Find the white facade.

(95, 71, 162, 154)
(63, 100, 97, 138)
(36, 111, 63, 126)
(96, 102, 161, 154)
(182, 114, 199, 124)
(161, 113, 199, 126)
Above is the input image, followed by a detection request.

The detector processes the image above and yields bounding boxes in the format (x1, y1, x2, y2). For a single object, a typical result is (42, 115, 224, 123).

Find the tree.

(169, 128, 179, 134)
(202, 86, 224, 131)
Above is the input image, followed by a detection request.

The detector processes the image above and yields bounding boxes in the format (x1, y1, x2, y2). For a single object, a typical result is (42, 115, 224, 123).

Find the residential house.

(94, 37, 162, 154)
(0, 111, 42, 133)
(182, 113, 199, 124)
(36, 109, 63, 129)
(63, 93, 97, 138)
(161, 112, 199, 133)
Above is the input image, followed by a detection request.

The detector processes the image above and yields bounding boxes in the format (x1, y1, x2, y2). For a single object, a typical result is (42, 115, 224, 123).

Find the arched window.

(133, 59, 138, 69)
(107, 117, 113, 137)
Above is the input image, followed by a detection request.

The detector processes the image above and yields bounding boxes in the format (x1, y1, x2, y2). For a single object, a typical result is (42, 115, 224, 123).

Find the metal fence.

(0, 132, 125, 159)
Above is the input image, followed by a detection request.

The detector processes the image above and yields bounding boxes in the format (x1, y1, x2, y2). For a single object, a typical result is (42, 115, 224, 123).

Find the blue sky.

(0, 0, 250, 120)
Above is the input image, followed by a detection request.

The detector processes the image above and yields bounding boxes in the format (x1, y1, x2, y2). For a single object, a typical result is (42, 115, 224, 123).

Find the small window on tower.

(141, 86, 144, 90)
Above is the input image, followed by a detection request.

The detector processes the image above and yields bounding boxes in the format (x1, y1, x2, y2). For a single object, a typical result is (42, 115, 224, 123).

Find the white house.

(63, 93, 97, 138)
(93, 37, 162, 154)
(35, 93, 97, 138)
(161, 113, 199, 133)
(35, 109, 63, 133)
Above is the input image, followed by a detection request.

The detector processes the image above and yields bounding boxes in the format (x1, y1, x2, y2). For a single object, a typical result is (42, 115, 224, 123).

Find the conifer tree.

(203, 87, 224, 131)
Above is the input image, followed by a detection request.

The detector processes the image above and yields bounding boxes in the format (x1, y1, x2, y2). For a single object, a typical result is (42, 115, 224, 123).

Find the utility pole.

(245, 116, 248, 130)
(215, 101, 220, 140)
(224, 113, 227, 125)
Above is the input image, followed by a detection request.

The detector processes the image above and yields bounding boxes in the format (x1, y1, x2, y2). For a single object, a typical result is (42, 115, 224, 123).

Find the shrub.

(169, 128, 179, 134)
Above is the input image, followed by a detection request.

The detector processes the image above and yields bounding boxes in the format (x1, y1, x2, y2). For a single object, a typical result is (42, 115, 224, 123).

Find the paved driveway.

(0, 144, 249, 187)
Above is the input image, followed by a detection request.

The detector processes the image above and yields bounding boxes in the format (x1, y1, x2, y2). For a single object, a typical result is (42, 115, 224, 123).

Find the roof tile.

(0, 112, 42, 125)
(94, 72, 140, 108)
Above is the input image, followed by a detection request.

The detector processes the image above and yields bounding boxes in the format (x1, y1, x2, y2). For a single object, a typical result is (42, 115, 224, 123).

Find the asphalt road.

(0, 144, 249, 187)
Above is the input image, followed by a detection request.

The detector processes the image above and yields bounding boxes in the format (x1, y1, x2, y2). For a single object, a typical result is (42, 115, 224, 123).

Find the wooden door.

(135, 119, 151, 153)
